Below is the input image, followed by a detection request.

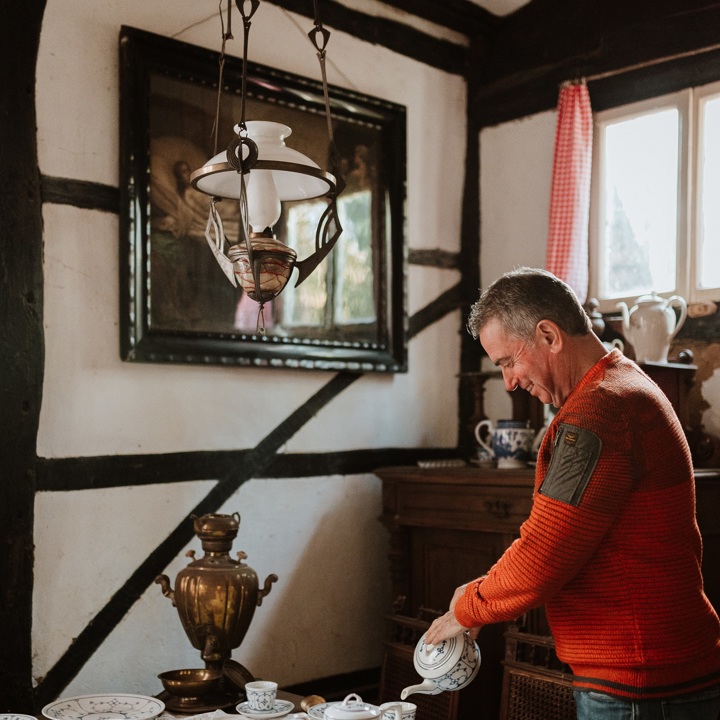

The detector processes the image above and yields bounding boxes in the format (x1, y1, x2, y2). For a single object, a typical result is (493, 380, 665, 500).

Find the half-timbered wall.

(3, 0, 469, 708)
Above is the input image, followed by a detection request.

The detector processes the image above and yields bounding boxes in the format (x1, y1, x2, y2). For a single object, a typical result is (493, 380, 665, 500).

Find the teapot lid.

(413, 633, 467, 679)
(634, 291, 664, 305)
(324, 695, 380, 720)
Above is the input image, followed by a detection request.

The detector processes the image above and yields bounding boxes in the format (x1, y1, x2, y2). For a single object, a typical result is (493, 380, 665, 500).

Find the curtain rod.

(581, 41, 720, 83)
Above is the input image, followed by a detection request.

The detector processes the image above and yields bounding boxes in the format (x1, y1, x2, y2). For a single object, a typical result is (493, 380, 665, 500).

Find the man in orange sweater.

(425, 268, 720, 719)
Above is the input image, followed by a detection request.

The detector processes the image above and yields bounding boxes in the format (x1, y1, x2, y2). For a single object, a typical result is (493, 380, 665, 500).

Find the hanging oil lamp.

(190, 0, 344, 331)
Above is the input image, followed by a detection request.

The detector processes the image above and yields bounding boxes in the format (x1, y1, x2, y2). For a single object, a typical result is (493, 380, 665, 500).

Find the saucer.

(237, 699, 295, 719)
(306, 703, 331, 720)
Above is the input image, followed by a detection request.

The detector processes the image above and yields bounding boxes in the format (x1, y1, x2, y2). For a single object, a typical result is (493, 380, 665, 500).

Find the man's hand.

(425, 610, 469, 646)
(424, 582, 481, 646)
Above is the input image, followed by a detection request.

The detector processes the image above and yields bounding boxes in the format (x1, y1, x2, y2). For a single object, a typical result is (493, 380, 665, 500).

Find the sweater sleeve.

(455, 404, 636, 628)
(455, 489, 624, 627)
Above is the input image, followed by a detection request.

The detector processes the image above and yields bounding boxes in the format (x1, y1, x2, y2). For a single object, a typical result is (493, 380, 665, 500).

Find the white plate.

(42, 694, 165, 720)
(0, 715, 38, 720)
(236, 699, 295, 719)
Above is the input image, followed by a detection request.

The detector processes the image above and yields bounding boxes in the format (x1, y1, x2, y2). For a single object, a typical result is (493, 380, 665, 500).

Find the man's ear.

(535, 320, 563, 353)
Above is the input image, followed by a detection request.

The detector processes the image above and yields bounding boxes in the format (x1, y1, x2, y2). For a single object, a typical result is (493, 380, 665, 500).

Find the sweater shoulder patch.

(539, 423, 601, 506)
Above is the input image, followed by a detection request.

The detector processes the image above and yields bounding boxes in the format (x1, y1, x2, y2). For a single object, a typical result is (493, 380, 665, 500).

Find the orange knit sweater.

(454, 350, 720, 699)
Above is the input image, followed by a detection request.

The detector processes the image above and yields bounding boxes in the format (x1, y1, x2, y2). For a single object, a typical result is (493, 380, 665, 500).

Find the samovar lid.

(192, 513, 240, 550)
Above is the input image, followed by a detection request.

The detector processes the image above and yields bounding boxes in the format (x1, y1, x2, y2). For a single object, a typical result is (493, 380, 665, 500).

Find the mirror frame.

(119, 26, 407, 372)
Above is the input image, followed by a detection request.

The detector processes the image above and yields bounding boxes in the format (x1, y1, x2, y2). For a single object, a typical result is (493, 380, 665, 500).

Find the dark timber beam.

(0, 0, 46, 711)
(377, 0, 499, 36)
(470, 0, 720, 126)
(263, 0, 469, 76)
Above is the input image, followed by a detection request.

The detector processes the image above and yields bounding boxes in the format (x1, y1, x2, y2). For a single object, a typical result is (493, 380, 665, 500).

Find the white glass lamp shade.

(191, 120, 334, 203)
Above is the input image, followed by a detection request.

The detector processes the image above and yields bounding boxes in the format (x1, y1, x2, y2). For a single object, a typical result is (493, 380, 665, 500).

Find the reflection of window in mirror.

(279, 189, 376, 337)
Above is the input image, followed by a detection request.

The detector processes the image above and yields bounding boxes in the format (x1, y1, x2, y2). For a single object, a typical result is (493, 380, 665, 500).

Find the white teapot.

(324, 695, 402, 720)
(400, 632, 481, 699)
(616, 292, 687, 363)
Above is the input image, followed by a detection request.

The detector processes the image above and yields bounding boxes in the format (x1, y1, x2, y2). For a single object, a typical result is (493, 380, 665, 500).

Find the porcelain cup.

(245, 680, 278, 711)
(475, 419, 535, 468)
(380, 702, 416, 720)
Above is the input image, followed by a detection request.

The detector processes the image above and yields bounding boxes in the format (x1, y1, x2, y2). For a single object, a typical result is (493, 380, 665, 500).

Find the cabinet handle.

(485, 500, 511, 519)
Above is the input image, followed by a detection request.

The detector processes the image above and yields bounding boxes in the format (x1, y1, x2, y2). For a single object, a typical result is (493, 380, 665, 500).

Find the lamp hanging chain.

(212, 0, 234, 156)
(291, 0, 344, 287)
(234, 0, 264, 331)
(235, 0, 259, 133)
(307, 1, 344, 195)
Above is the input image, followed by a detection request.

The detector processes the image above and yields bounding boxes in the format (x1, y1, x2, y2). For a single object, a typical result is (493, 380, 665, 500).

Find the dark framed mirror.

(119, 26, 407, 372)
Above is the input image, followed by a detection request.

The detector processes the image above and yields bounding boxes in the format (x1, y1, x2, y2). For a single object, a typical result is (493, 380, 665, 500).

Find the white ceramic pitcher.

(616, 292, 687, 363)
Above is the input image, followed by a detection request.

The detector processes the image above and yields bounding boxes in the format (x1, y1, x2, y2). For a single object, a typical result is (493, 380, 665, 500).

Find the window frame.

(587, 87, 715, 312)
(585, 48, 720, 318)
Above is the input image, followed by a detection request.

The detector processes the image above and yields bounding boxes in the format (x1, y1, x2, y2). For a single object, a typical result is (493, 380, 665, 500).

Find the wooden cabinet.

(376, 466, 538, 720)
(696, 473, 720, 614)
(375, 464, 720, 720)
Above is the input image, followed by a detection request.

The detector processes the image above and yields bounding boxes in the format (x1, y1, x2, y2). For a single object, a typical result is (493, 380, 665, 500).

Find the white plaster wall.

(479, 111, 555, 291)
(34, 0, 466, 697)
(34, 475, 387, 696)
(477, 112, 555, 422)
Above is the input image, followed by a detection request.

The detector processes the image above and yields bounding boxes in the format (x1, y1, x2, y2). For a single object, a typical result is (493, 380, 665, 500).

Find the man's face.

(479, 318, 559, 407)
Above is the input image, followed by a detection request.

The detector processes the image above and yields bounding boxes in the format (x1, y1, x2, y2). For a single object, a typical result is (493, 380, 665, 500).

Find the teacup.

(380, 702, 416, 720)
(245, 680, 278, 711)
(475, 419, 535, 469)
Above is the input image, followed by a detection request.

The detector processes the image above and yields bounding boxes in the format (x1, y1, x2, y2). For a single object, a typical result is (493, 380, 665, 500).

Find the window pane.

(335, 190, 376, 324)
(700, 95, 720, 289)
(600, 109, 679, 298)
(283, 201, 328, 327)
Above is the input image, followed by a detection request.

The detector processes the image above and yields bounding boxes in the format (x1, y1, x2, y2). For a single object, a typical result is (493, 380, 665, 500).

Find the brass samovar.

(156, 512, 278, 673)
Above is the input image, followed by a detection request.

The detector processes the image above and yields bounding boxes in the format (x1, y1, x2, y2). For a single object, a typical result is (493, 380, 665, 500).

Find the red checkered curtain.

(545, 80, 593, 304)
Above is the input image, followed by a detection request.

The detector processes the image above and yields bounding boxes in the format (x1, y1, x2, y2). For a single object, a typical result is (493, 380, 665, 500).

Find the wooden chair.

(499, 623, 576, 720)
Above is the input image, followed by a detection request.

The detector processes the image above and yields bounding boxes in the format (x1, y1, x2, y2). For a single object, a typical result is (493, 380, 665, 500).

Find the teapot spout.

(401, 680, 438, 699)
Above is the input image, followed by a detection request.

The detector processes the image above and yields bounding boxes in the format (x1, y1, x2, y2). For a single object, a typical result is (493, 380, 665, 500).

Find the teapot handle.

(474, 420, 494, 456)
(666, 295, 688, 339)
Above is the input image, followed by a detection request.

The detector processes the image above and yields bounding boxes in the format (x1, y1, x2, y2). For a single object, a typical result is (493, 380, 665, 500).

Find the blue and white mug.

(475, 419, 535, 468)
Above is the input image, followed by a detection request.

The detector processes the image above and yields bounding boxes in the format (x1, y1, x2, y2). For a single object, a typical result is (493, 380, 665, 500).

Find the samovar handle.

(155, 574, 176, 605)
(257, 573, 279, 606)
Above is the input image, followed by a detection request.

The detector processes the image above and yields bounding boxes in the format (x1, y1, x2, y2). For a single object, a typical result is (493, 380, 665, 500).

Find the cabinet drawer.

(394, 482, 533, 532)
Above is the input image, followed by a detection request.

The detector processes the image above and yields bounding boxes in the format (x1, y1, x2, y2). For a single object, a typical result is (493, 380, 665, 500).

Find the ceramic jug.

(616, 292, 687, 363)
(475, 419, 535, 469)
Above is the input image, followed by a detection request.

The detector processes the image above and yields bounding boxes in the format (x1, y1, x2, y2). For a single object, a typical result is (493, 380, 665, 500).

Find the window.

(589, 80, 720, 312)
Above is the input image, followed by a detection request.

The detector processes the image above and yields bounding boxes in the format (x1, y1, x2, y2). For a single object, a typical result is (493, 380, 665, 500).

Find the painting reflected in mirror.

(119, 26, 407, 371)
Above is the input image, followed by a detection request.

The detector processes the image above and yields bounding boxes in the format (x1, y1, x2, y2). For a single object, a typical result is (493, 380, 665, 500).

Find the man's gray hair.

(467, 267, 592, 341)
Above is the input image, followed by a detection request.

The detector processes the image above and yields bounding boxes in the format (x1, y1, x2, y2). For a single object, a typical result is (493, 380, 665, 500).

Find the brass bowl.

(158, 668, 223, 700)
